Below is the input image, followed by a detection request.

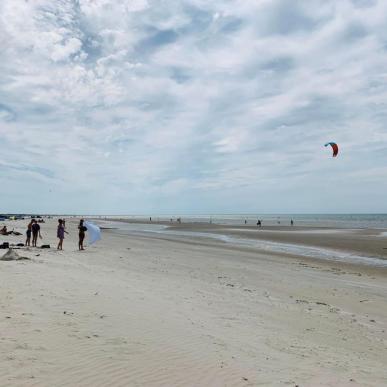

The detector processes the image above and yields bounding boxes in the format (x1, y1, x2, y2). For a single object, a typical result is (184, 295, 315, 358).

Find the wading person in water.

(78, 219, 87, 250)
(57, 219, 68, 250)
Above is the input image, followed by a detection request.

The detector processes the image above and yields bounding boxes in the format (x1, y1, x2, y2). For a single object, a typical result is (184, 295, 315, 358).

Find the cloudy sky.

(1, 0, 387, 214)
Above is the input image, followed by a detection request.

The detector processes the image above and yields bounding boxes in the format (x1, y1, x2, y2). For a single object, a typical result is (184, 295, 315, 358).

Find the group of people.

(25, 219, 42, 247)
(242, 219, 294, 227)
(25, 218, 88, 251)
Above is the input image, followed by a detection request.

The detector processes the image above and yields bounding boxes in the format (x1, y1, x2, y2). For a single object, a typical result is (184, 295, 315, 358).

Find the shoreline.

(100, 218, 387, 268)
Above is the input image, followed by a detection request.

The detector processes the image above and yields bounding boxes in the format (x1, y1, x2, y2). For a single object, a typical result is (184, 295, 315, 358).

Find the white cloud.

(50, 37, 83, 62)
(1, 0, 387, 213)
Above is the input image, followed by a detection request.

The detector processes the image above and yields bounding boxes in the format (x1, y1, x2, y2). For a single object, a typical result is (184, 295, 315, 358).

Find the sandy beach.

(3, 0, 387, 386)
(1, 218, 387, 386)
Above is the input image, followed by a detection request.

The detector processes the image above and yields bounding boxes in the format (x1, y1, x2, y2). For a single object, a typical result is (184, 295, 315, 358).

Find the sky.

(1, 0, 387, 214)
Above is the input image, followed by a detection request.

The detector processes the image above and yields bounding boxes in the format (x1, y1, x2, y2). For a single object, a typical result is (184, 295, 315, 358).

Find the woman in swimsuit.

(25, 221, 33, 247)
(57, 219, 67, 250)
(78, 219, 87, 250)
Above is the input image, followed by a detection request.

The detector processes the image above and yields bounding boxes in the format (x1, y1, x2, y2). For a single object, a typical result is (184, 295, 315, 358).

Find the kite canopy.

(84, 221, 101, 245)
(324, 142, 339, 157)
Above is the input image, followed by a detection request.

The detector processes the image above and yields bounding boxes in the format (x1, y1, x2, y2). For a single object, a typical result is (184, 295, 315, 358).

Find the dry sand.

(0, 218, 387, 386)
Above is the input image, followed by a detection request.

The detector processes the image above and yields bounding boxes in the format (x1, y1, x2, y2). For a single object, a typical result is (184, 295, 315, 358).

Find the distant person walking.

(291, 219, 294, 226)
(25, 220, 33, 246)
(257, 220, 262, 227)
(31, 219, 42, 247)
(78, 219, 87, 250)
(57, 219, 68, 250)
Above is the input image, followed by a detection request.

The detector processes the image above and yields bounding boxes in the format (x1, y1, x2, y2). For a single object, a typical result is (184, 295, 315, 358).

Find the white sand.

(0, 218, 387, 386)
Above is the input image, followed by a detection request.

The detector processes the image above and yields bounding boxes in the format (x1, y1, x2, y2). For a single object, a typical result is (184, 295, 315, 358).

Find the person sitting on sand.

(31, 219, 42, 247)
(57, 219, 68, 250)
(26, 220, 33, 246)
(2, 227, 18, 236)
(78, 219, 87, 250)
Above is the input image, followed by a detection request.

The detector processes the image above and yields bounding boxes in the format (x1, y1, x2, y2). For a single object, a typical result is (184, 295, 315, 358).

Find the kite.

(324, 142, 339, 157)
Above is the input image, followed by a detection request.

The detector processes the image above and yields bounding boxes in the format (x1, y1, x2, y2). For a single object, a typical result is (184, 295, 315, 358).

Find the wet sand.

(165, 223, 387, 261)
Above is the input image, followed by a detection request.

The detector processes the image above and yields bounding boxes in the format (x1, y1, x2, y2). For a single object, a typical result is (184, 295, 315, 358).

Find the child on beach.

(78, 219, 87, 250)
(57, 219, 68, 250)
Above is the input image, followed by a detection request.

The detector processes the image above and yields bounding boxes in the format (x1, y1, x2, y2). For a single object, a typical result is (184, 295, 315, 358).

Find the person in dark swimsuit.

(31, 219, 41, 247)
(25, 221, 33, 246)
(78, 219, 87, 250)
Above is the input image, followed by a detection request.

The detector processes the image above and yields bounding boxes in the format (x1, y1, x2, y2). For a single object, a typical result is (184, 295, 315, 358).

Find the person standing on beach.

(31, 219, 41, 247)
(57, 219, 68, 250)
(25, 220, 33, 246)
(78, 219, 87, 250)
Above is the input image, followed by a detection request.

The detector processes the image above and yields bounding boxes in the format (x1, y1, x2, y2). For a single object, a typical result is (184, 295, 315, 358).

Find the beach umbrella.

(84, 221, 101, 245)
